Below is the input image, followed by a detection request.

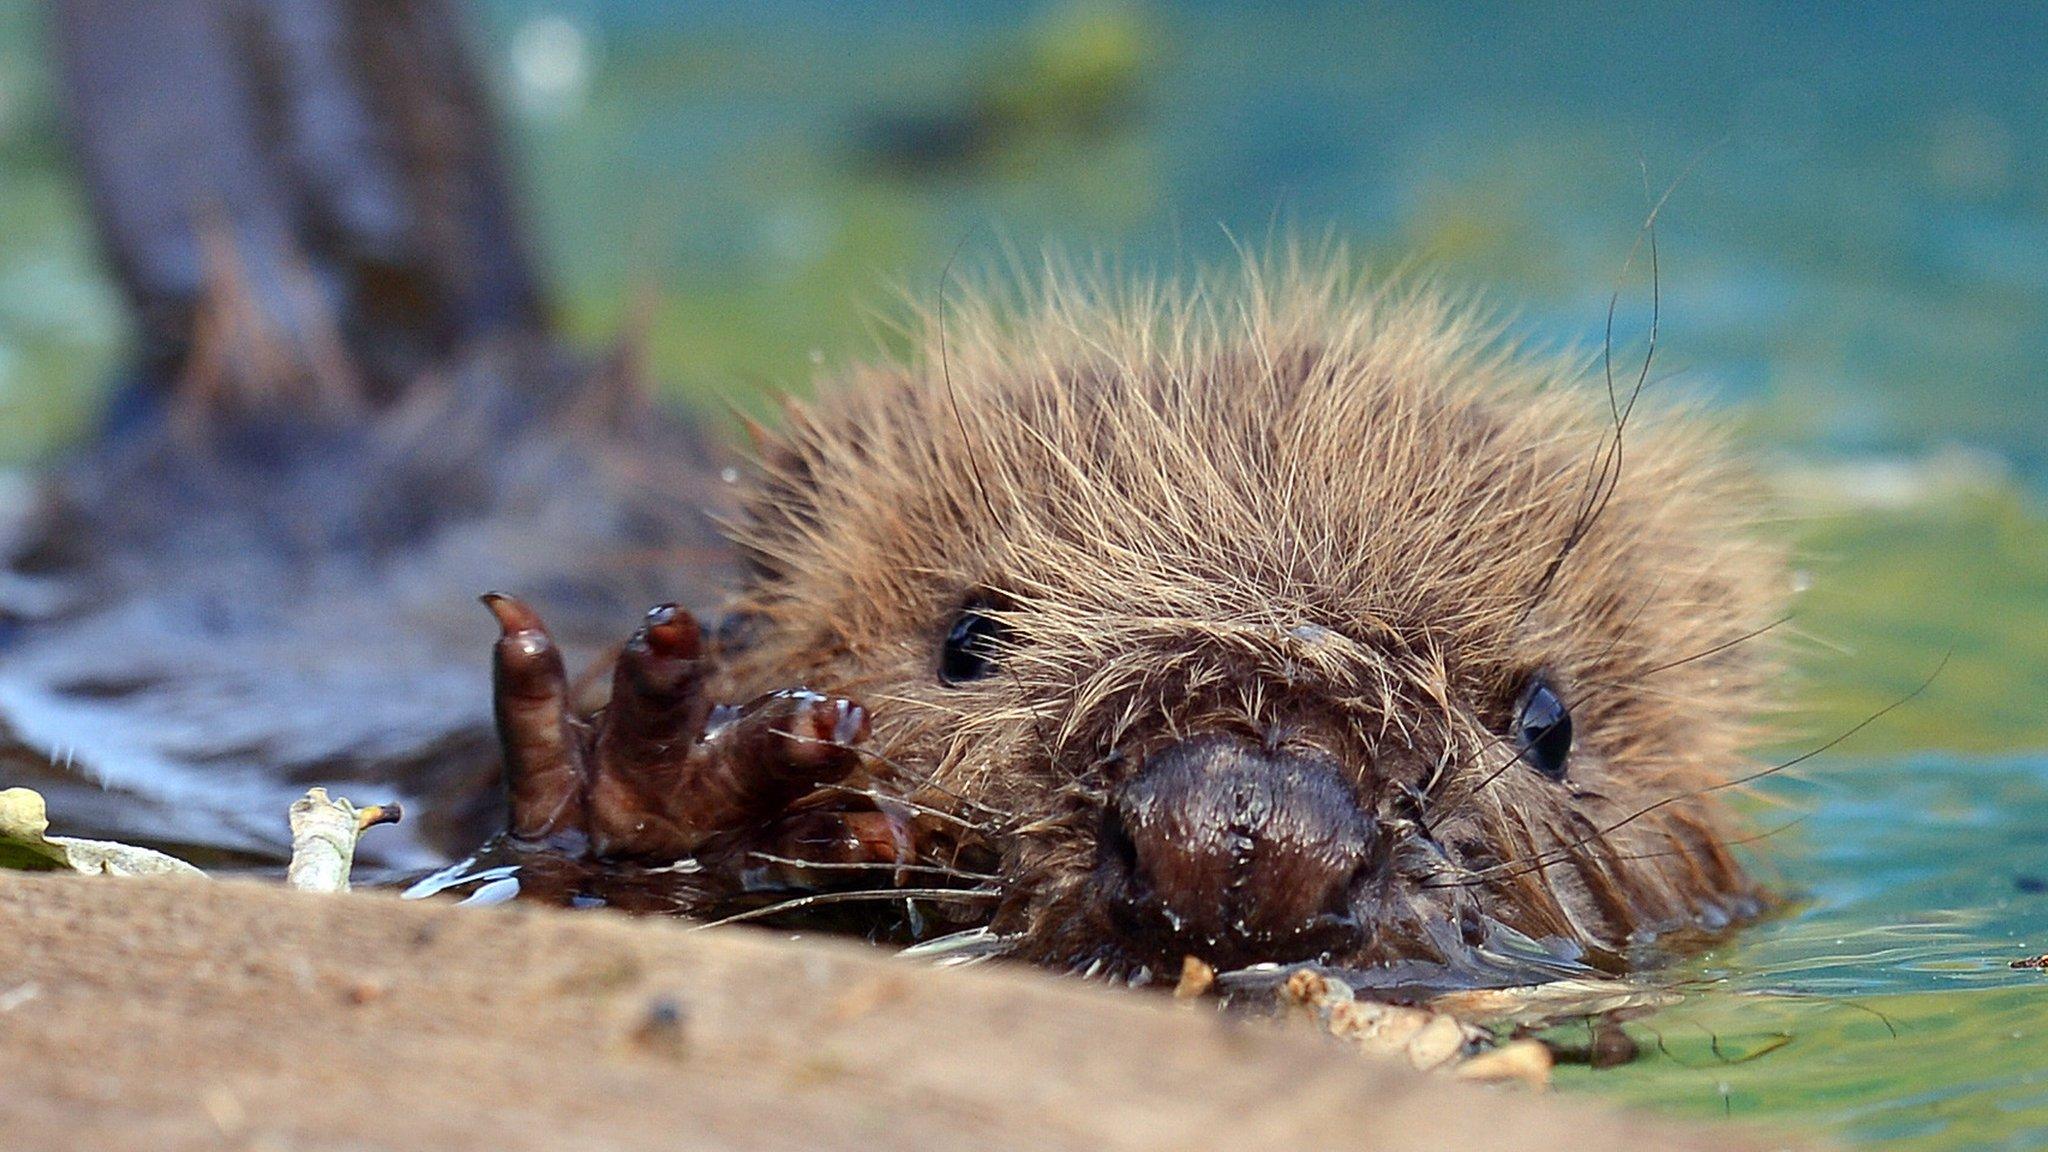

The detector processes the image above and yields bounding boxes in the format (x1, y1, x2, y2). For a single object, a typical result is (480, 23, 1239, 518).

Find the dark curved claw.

(585, 603, 711, 856)
(483, 592, 588, 847)
(700, 690, 870, 816)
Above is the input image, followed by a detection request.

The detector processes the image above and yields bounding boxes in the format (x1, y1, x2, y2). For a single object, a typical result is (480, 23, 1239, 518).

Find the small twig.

(286, 788, 401, 893)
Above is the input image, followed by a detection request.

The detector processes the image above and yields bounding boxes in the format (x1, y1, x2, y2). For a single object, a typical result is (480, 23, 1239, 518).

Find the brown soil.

(0, 874, 1792, 1151)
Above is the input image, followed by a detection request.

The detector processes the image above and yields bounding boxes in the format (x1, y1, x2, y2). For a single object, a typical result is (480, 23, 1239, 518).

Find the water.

(1574, 757, 2048, 1148)
(1, 2, 2045, 1146)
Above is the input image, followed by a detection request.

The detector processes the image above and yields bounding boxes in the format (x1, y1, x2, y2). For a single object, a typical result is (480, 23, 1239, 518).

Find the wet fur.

(719, 252, 1783, 977)
(3, 245, 1783, 981)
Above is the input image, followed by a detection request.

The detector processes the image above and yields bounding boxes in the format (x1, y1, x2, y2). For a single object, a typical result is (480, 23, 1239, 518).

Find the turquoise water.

(1, 3, 2045, 1145)
(1582, 757, 2048, 1147)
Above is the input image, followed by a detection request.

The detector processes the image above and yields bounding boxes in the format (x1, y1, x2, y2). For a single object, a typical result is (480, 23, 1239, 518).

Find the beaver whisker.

(1543, 614, 1794, 705)
(812, 736, 1031, 828)
(1629, 614, 1797, 679)
(690, 886, 1004, 931)
(1583, 814, 1810, 872)
(743, 852, 1005, 885)
(779, 728, 1017, 826)
(1520, 159, 1692, 621)
(1425, 659, 1945, 891)
(811, 783, 1000, 833)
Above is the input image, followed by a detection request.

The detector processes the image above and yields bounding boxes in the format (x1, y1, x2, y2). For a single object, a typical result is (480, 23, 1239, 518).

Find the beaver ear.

(731, 377, 893, 586)
(734, 408, 848, 585)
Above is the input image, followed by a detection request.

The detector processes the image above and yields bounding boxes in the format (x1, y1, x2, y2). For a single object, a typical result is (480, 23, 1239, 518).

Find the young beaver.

(14, 2, 1781, 989)
(482, 258, 1785, 984)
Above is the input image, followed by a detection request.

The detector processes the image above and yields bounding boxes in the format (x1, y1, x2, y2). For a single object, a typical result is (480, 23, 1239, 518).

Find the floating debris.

(1453, 1040, 1554, 1089)
(1272, 966, 1536, 1082)
(1173, 956, 1216, 1000)
(286, 787, 402, 893)
(0, 787, 204, 878)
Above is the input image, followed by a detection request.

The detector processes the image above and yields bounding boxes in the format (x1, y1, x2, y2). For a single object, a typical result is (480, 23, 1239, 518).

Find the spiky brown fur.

(718, 252, 1783, 978)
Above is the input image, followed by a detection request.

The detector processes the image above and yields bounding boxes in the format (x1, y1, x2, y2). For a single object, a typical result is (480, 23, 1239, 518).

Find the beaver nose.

(1097, 735, 1375, 967)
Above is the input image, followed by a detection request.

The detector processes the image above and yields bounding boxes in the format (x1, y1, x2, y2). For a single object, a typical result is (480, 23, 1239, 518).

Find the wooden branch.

(285, 787, 402, 893)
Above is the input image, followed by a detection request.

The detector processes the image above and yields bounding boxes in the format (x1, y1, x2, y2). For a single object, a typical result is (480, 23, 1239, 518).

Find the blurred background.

(1, 2, 2045, 1146)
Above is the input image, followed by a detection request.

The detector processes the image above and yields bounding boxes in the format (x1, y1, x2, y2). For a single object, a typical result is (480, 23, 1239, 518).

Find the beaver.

(476, 260, 1785, 984)
(9, 1, 1781, 989)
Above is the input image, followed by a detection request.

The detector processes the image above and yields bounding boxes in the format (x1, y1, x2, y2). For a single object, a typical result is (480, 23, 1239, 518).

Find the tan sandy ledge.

(0, 874, 1803, 1151)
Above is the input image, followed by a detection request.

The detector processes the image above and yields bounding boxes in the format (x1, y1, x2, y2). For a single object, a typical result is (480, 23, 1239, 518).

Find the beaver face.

(722, 266, 1781, 983)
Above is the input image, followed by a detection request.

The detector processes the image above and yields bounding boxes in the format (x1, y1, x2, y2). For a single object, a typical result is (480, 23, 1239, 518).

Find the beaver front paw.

(482, 593, 887, 868)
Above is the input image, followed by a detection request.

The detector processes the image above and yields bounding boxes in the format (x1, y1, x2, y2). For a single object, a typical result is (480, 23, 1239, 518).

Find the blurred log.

(7, 2, 728, 869)
(51, 0, 545, 410)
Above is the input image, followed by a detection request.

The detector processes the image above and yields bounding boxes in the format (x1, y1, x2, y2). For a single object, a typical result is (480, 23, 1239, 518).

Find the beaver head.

(716, 258, 1782, 982)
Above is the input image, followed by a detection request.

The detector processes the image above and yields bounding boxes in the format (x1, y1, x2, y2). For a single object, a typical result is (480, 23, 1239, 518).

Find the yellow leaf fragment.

(1453, 1039, 1554, 1089)
(0, 787, 205, 878)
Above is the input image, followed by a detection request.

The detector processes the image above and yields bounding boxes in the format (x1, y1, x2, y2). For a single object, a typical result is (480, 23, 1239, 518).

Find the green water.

(2, 3, 2045, 1146)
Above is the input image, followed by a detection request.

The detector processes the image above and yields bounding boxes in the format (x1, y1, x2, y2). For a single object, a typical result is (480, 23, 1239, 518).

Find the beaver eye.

(940, 601, 1008, 685)
(1515, 679, 1573, 782)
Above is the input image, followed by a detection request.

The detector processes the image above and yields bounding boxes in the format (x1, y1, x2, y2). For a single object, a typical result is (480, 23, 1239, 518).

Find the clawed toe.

(483, 592, 588, 847)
